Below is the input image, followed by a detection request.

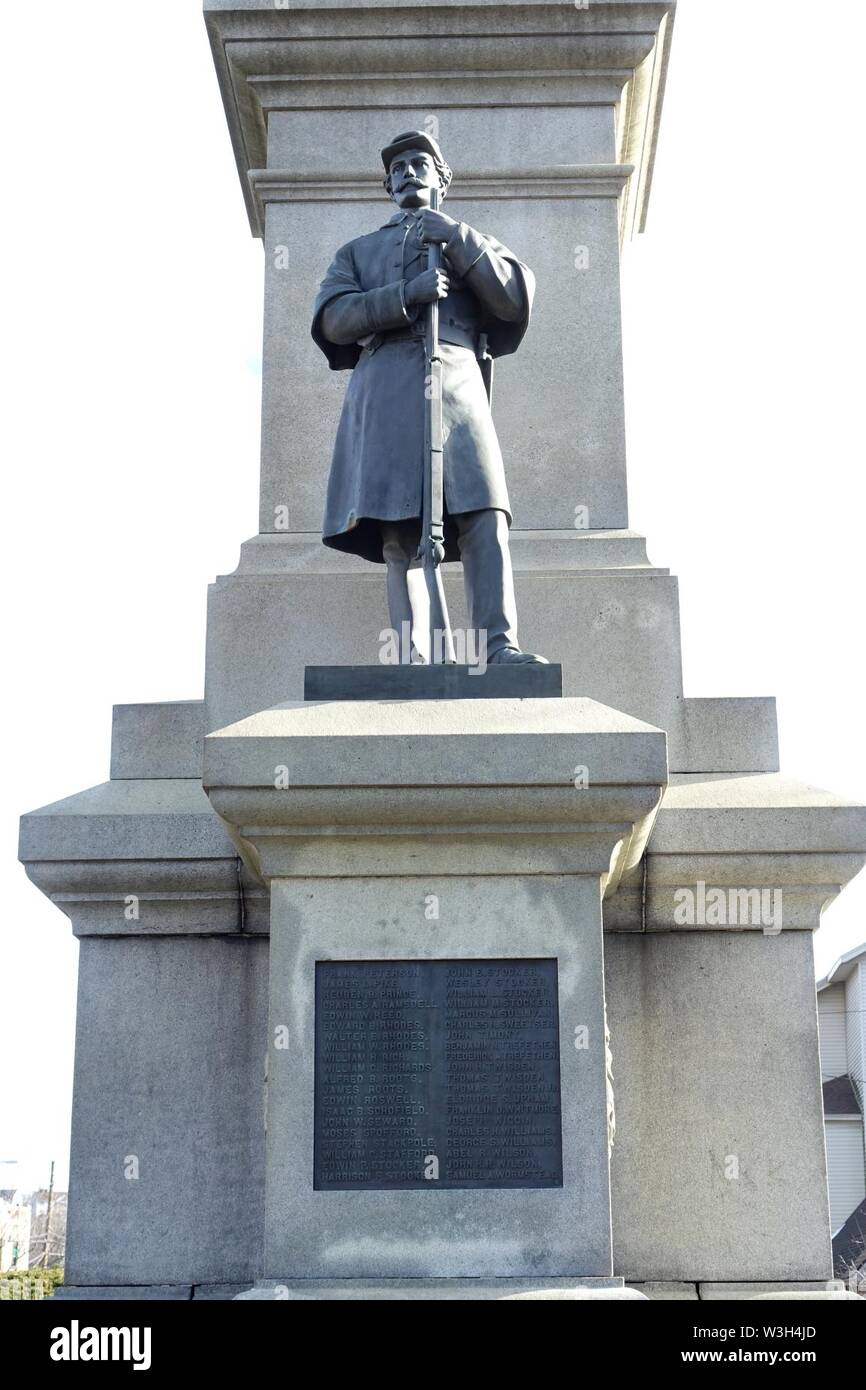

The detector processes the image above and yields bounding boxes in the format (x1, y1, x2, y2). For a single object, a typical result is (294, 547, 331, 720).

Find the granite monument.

(18, 0, 866, 1302)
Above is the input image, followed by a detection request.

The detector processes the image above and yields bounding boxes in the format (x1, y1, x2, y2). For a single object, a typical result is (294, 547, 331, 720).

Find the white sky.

(2, 0, 864, 1195)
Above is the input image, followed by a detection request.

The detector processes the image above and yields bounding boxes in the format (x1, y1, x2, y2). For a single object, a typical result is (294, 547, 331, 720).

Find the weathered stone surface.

(675, 698, 779, 774)
(53, 1285, 192, 1301)
(501, 1288, 648, 1300)
(63, 936, 268, 1287)
(204, 696, 667, 885)
(606, 931, 833, 1283)
(19, 779, 233, 862)
(746, 1292, 860, 1301)
(653, 774, 866, 854)
(111, 701, 205, 780)
(191, 1283, 253, 1301)
(699, 1282, 855, 1302)
(19, 780, 268, 935)
(628, 1282, 700, 1300)
(205, 695, 667, 787)
(205, 0, 673, 233)
(24, 858, 248, 937)
(644, 774, 866, 932)
(204, 562, 687, 739)
(233, 1278, 646, 1301)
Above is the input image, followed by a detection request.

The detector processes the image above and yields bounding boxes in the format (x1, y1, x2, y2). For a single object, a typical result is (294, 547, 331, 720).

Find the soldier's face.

(388, 149, 441, 209)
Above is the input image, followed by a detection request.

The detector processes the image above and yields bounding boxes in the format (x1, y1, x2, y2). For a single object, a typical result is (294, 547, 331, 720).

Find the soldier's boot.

(455, 508, 548, 665)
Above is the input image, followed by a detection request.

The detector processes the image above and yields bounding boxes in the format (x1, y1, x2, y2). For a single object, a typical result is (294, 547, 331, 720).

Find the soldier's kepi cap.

(380, 129, 447, 173)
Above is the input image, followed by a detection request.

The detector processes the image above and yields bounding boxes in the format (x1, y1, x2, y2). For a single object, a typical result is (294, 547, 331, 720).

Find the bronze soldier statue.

(312, 131, 547, 665)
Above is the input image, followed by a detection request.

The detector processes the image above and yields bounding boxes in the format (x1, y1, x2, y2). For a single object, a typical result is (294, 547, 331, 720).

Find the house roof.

(817, 941, 866, 992)
(833, 1195, 866, 1276)
(823, 1075, 862, 1116)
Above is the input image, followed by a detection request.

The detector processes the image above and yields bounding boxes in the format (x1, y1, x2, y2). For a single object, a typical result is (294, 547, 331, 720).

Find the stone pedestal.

(203, 696, 667, 1290)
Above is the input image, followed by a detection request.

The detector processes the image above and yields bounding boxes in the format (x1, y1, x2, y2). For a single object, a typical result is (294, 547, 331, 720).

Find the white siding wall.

(819, 984, 848, 1079)
(826, 1118, 866, 1233)
(846, 963, 863, 1106)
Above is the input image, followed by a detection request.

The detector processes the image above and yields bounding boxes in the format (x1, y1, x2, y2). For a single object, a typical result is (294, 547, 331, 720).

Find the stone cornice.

(644, 850, 866, 934)
(248, 164, 633, 234)
(18, 777, 268, 935)
(227, 529, 665, 577)
(635, 773, 866, 933)
(18, 779, 233, 861)
(202, 696, 668, 889)
(249, 72, 634, 110)
(23, 858, 269, 937)
(205, 1, 676, 238)
(207, 784, 664, 887)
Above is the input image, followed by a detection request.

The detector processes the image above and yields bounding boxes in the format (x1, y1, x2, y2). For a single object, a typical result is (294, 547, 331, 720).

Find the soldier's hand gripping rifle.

(418, 188, 457, 664)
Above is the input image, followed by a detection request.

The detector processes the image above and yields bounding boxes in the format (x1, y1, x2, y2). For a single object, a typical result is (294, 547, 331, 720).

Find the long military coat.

(311, 210, 534, 563)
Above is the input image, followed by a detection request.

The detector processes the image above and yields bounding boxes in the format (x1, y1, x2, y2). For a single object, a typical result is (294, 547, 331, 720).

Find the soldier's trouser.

(381, 508, 519, 663)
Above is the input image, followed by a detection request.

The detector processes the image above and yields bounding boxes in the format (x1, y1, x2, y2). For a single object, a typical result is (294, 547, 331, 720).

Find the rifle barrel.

(421, 186, 456, 663)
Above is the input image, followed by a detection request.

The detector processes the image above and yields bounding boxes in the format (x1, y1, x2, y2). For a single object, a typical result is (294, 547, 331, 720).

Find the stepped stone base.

(233, 1278, 643, 1301)
(51, 1279, 859, 1302)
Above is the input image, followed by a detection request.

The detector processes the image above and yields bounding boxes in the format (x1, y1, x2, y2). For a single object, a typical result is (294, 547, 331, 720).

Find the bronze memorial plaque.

(314, 959, 563, 1190)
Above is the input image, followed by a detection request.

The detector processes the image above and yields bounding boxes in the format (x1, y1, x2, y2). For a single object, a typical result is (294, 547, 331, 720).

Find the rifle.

(418, 187, 456, 664)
